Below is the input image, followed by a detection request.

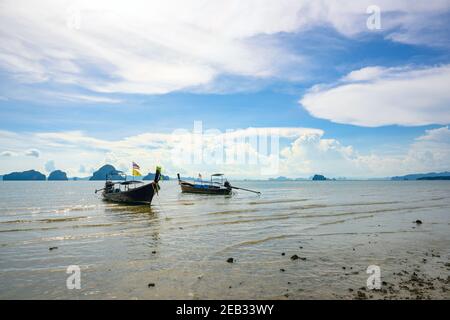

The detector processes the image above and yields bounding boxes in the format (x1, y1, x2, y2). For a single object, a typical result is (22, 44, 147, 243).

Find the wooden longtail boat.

(177, 173, 232, 195)
(96, 167, 161, 205)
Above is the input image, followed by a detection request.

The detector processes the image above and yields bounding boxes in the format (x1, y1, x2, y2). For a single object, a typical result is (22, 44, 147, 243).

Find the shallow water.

(0, 180, 449, 299)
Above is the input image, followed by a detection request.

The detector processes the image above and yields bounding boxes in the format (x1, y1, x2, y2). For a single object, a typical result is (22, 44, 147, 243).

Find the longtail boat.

(96, 167, 161, 205)
(177, 173, 261, 195)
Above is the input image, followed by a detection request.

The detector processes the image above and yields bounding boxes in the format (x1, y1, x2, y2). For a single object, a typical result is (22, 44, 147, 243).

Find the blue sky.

(1, 1, 450, 178)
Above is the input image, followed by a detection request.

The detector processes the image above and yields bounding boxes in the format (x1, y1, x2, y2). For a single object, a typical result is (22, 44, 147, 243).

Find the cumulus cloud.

(1, 126, 450, 178)
(24, 149, 40, 158)
(279, 126, 450, 177)
(1, 0, 449, 95)
(45, 160, 56, 172)
(280, 131, 358, 176)
(300, 65, 450, 127)
(407, 126, 450, 171)
(1, 150, 17, 157)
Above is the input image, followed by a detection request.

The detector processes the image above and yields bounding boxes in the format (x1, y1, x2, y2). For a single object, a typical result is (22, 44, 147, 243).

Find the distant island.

(2, 167, 449, 182)
(391, 171, 450, 181)
(1, 164, 171, 181)
(48, 170, 68, 181)
(417, 176, 450, 180)
(89, 165, 125, 181)
(268, 176, 291, 181)
(143, 172, 170, 181)
(267, 175, 332, 181)
(3, 170, 46, 181)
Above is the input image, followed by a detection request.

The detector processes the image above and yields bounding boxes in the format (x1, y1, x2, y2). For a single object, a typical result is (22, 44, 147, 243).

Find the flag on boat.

(132, 162, 141, 176)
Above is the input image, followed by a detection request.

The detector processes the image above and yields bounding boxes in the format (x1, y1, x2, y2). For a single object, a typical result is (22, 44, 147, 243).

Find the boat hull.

(180, 183, 232, 195)
(102, 182, 157, 204)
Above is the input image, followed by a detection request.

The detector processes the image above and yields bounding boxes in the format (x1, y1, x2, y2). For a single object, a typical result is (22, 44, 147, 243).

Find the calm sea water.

(0, 180, 449, 299)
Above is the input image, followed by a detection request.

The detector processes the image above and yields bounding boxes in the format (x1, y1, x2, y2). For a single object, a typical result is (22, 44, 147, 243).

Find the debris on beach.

(347, 248, 449, 300)
(290, 255, 306, 261)
(356, 291, 367, 299)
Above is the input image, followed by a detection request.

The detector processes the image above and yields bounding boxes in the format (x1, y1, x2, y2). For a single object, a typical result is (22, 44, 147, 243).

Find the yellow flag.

(132, 169, 142, 177)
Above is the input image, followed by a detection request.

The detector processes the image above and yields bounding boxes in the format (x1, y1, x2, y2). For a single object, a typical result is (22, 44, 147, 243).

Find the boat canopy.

(211, 173, 224, 176)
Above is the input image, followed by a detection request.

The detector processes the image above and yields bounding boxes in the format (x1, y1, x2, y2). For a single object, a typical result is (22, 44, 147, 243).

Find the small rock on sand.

(357, 291, 367, 299)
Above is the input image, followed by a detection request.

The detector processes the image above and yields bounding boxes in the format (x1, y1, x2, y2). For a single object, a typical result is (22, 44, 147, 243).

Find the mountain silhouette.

(48, 170, 69, 181)
(3, 170, 46, 181)
(391, 171, 450, 180)
(89, 165, 125, 181)
(312, 174, 327, 181)
(143, 172, 170, 181)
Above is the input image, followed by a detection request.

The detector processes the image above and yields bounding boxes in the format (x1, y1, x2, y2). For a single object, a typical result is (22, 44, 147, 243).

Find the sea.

(0, 180, 449, 299)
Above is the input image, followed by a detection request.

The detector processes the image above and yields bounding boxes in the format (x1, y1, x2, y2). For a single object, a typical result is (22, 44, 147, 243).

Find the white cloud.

(43, 92, 123, 104)
(280, 131, 358, 176)
(24, 149, 40, 158)
(45, 160, 56, 172)
(79, 165, 86, 174)
(279, 126, 450, 177)
(1, 0, 449, 95)
(342, 66, 390, 82)
(300, 65, 450, 127)
(416, 126, 450, 144)
(0, 150, 17, 157)
(1, 126, 450, 178)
